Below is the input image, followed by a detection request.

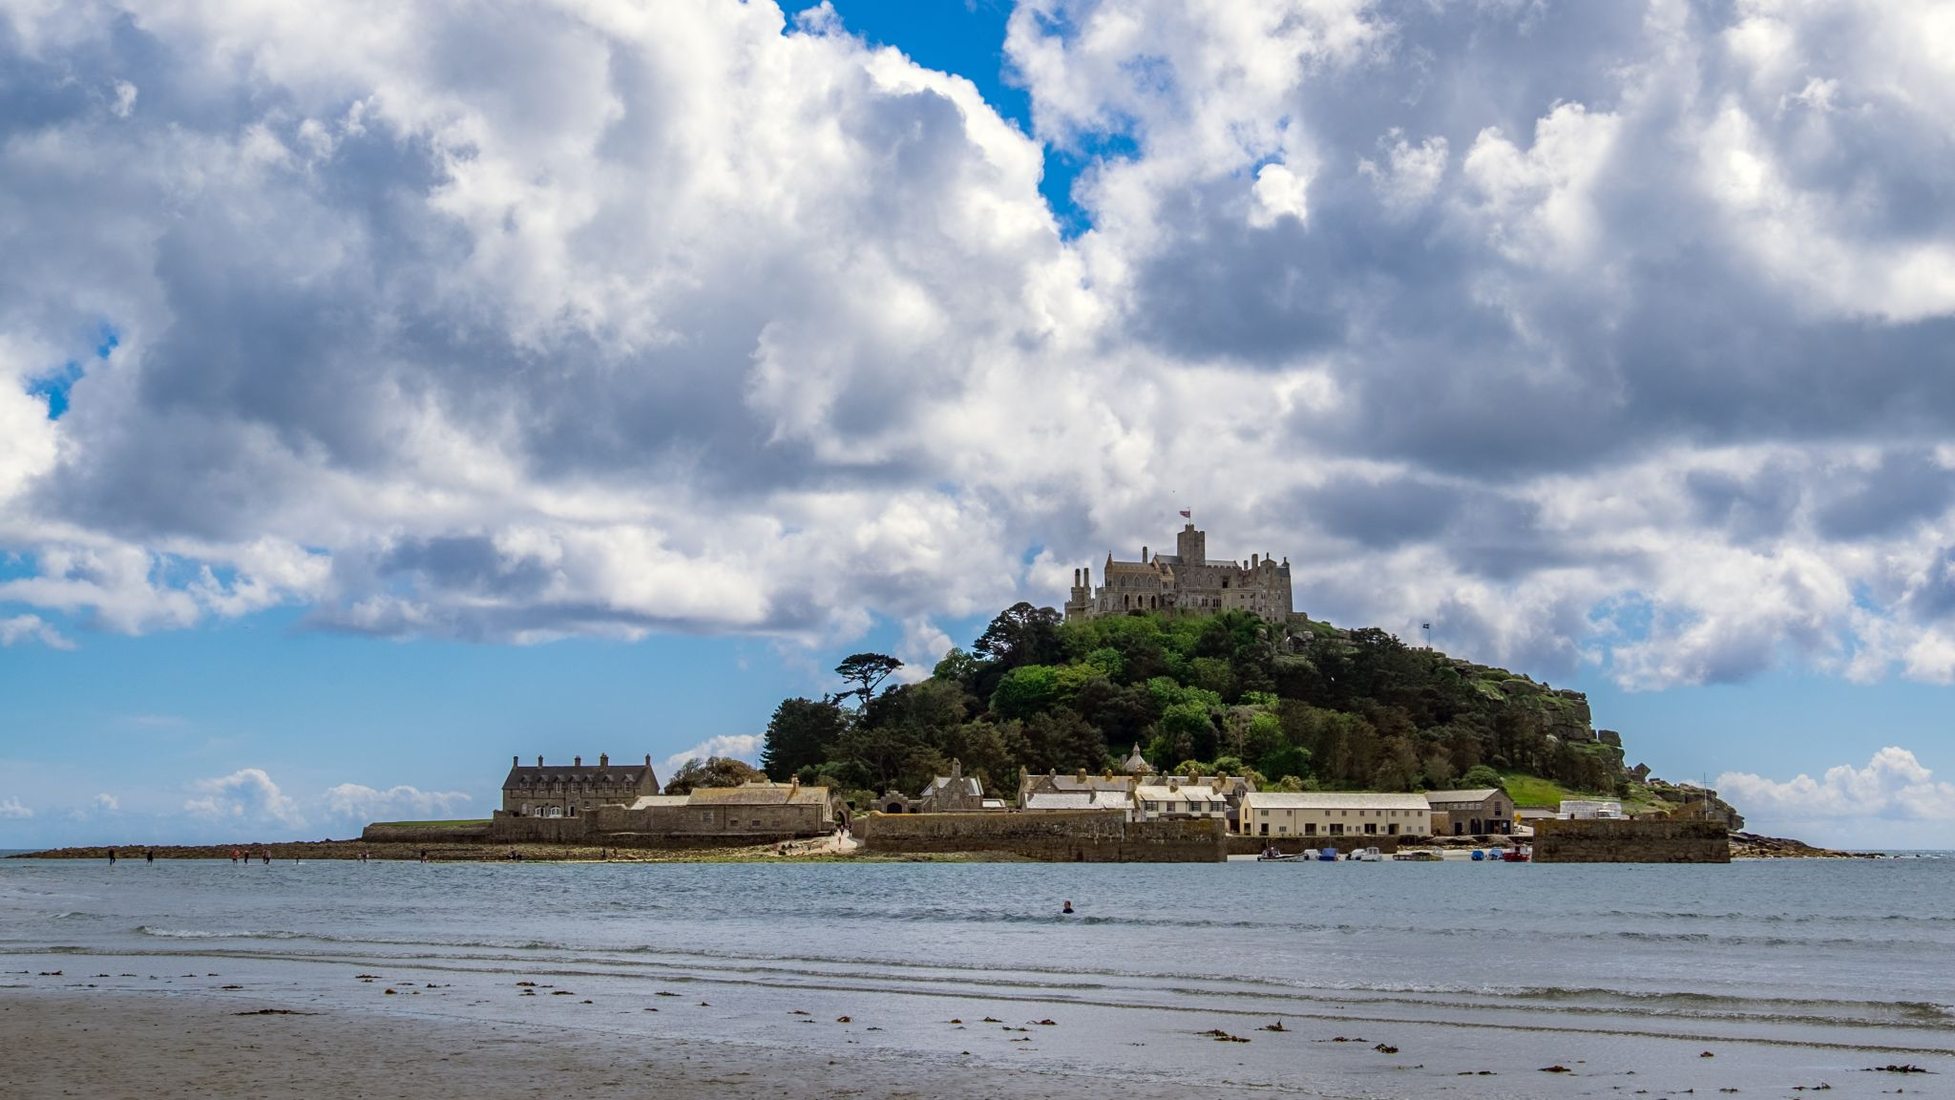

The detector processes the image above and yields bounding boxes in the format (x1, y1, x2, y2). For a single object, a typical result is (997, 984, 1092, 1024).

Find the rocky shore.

(1729, 832, 1860, 859)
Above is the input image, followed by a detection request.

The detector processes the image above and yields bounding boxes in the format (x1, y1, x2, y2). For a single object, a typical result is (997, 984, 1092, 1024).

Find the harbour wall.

(1532, 818, 1730, 863)
(1224, 834, 1406, 857)
(855, 810, 1226, 862)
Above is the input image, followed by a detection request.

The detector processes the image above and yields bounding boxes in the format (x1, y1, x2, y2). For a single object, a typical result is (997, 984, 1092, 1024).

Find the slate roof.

(1023, 790, 1129, 811)
(626, 795, 693, 810)
(503, 763, 655, 789)
(1423, 788, 1503, 805)
(921, 776, 982, 799)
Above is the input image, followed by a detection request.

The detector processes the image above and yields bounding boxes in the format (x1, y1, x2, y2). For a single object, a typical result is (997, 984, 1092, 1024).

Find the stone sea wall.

(360, 822, 492, 843)
(856, 810, 1226, 862)
(1224, 834, 1404, 857)
(1533, 818, 1730, 863)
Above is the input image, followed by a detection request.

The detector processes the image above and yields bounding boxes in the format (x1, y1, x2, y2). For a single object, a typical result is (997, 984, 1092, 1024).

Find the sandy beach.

(2, 988, 1223, 1100)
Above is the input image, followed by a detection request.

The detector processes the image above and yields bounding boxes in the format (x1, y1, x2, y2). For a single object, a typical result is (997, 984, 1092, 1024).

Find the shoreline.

(0, 988, 1217, 1100)
(10, 833, 1865, 861)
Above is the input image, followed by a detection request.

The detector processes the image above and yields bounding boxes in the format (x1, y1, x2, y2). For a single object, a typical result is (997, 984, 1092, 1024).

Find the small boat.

(1316, 848, 1339, 861)
(1394, 849, 1441, 862)
(1256, 849, 1303, 862)
(1503, 844, 1533, 863)
(1470, 849, 1485, 861)
(1352, 847, 1385, 862)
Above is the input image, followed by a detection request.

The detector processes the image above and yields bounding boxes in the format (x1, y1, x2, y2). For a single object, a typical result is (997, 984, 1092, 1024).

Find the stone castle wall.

(1533, 818, 1730, 863)
(856, 810, 1226, 862)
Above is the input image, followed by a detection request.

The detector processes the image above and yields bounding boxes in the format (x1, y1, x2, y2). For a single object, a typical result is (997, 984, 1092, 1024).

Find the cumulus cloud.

(0, 614, 73, 650)
(3, 0, 1955, 690)
(1719, 748, 1955, 825)
(93, 793, 119, 812)
(0, 797, 32, 819)
(183, 768, 303, 826)
(320, 783, 471, 824)
(663, 735, 763, 778)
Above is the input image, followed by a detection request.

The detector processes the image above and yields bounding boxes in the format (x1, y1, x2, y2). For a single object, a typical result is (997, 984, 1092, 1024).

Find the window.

(1364, 823, 1377, 835)
(1303, 823, 1317, 836)
(1259, 809, 1269, 816)
(1387, 824, 1399, 835)
(1329, 823, 1344, 835)
(1259, 823, 1268, 836)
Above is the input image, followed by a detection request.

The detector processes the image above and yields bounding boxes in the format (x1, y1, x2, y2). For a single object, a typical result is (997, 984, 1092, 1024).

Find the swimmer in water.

(1061, 900, 1075, 915)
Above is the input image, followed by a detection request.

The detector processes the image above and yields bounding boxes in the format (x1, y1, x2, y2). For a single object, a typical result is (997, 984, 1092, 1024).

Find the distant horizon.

(6, 0, 1955, 851)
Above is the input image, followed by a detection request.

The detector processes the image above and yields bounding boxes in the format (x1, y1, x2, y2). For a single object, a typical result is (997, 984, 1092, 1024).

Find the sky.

(3, 0, 1954, 850)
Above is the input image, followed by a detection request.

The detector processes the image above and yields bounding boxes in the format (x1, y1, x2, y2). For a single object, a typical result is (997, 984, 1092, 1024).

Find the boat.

(1352, 847, 1385, 862)
(1394, 849, 1441, 861)
(1316, 848, 1339, 861)
(1502, 844, 1533, 862)
(1255, 849, 1303, 862)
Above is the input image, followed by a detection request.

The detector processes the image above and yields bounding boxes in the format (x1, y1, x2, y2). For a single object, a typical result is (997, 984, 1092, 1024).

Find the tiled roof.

(688, 784, 830, 807)
(1423, 788, 1502, 804)
(1243, 792, 1432, 811)
(922, 776, 982, 798)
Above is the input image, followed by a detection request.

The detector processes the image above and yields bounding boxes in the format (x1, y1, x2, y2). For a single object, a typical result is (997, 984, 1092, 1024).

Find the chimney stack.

(599, 753, 609, 768)
(574, 755, 582, 767)
(512, 755, 519, 767)
(537, 755, 544, 766)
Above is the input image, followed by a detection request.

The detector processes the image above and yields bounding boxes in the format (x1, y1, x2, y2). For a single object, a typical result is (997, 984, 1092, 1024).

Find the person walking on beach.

(229, 848, 239, 864)
(261, 849, 270, 865)
(107, 848, 116, 865)
(145, 848, 154, 864)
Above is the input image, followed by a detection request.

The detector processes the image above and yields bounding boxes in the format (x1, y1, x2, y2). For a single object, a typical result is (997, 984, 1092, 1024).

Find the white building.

(1558, 799, 1625, 820)
(1131, 779, 1231, 822)
(1240, 792, 1433, 839)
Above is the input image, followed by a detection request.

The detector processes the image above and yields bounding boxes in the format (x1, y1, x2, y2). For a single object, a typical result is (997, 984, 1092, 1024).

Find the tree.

(761, 697, 847, 780)
(990, 664, 1062, 721)
(834, 652, 904, 709)
(663, 756, 763, 795)
(1461, 764, 1504, 790)
(973, 603, 1064, 669)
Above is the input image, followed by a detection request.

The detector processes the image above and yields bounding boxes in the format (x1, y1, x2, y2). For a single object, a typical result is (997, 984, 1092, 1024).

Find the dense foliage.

(762, 603, 1626, 808)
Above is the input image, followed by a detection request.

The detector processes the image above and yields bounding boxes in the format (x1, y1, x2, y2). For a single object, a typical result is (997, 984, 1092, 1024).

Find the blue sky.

(4, 0, 1955, 849)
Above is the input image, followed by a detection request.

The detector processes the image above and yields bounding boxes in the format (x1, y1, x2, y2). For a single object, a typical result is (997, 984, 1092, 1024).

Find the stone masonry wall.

(1533, 818, 1730, 863)
(360, 822, 492, 843)
(856, 810, 1226, 862)
(1224, 834, 1402, 857)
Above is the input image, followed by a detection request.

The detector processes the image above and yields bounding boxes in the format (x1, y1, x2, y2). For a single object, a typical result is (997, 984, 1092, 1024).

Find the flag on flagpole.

(1178, 509, 1191, 519)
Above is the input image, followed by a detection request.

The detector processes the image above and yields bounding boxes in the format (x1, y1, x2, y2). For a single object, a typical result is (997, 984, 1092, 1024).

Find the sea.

(3, 854, 1953, 1097)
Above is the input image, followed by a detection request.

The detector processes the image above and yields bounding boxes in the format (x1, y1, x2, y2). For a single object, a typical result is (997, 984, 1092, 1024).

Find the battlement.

(1066, 523, 1292, 623)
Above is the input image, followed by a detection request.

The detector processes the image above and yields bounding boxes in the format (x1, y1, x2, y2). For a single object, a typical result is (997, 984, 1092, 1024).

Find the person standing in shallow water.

(107, 848, 116, 865)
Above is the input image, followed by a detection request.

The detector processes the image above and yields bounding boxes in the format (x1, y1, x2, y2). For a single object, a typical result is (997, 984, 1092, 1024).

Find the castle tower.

(1176, 523, 1206, 564)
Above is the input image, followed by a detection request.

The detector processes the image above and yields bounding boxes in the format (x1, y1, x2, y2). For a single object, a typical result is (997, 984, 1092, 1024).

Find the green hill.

(760, 604, 1640, 810)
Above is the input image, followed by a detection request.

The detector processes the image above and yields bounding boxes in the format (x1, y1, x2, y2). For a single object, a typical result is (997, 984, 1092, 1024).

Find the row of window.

(1257, 808, 1420, 818)
(1257, 822, 1402, 836)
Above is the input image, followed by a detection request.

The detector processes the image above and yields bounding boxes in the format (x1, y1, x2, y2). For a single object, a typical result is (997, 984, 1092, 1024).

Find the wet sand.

(0, 989, 1218, 1100)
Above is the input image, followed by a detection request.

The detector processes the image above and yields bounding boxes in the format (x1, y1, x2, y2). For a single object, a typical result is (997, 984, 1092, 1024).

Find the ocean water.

(4, 856, 1953, 1097)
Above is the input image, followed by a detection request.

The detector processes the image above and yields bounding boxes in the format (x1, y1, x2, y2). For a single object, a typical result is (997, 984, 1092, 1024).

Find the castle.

(1065, 522, 1293, 623)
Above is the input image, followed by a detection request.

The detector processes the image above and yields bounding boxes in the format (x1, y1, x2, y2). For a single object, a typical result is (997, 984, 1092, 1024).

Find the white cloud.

(663, 735, 763, 778)
(0, 614, 73, 650)
(183, 768, 303, 827)
(1, 0, 1955, 696)
(1719, 747, 1955, 825)
(0, 797, 32, 819)
(93, 793, 119, 812)
(320, 783, 471, 824)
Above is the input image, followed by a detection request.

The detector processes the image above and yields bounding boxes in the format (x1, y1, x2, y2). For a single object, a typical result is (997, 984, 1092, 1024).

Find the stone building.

(1065, 522, 1292, 622)
(1239, 792, 1432, 839)
(1424, 787, 1516, 836)
(1131, 778, 1232, 822)
(501, 754, 659, 818)
(875, 760, 1004, 814)
(1019, 769, 1135, 812)
(590, 779, 837, 839)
